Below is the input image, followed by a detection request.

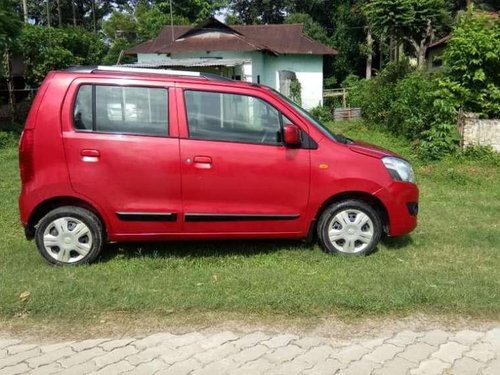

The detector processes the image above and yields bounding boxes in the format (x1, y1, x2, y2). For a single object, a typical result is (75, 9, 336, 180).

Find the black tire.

(35, 206, 104, 265)
(317, 200, 382, 256)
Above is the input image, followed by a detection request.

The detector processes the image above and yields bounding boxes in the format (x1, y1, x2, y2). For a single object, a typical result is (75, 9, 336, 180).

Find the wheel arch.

(314, 191, 389, 234)
(26, 196, 108, 240)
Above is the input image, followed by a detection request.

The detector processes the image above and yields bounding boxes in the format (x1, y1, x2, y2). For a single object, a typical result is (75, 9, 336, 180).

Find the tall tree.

(0, 0, 22, 121)
(156, 0, 227, 24)
(26, 0, 114, 30)
(365, 0, 451, 69)
(228, 0, 293, 24)
(0, 0, 22, 46)
(284, 12, 330, 45)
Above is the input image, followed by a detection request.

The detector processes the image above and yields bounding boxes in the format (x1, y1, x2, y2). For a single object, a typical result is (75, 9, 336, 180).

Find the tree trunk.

(71, 0, 76, 26)
(3, 50, 16, 123)
(379, 37, 385, 69)
(22, 0, 28, 23)
(416, 44, 427, 70)
(389, 36, 394, 62)
(56, 0, 62, 26)
(366, 30, 373, 80)
(91, 0, 97, 34)
(46, 0, 51, 27)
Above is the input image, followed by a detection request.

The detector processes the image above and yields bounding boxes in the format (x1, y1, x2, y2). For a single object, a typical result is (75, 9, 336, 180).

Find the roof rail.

(94, 65, 201, 77)
(63, 65, 233, 82)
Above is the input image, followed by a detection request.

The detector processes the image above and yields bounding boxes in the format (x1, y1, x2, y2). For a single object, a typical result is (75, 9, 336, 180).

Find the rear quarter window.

(73, 84, 168, 137)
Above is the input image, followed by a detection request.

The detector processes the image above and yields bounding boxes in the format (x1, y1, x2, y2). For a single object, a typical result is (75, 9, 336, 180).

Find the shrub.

(462, 145, 500, 165)
(310, 105, 332, 123)
(348, 60, 413, 126)
(443, 12, 500, 118)
(15, 25, 105, 86)
(389, 72, 437, 139)
(349, 62, 461, 160)
(0, 131, 17, 149)
(289, 79, 302, 106)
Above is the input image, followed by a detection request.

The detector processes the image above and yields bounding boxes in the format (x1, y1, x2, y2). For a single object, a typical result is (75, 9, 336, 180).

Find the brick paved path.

(1, 327, 499, 374)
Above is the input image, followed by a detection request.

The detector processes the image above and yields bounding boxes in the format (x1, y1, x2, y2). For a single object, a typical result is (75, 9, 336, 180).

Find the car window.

(73, 85, 93, 130)
(73, 85, 168, 136)
(184, 90, 282, 145)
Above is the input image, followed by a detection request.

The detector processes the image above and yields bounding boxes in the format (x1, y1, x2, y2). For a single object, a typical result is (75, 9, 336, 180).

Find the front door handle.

(81, 149, 100, 162)
(192, 156, 212, 169)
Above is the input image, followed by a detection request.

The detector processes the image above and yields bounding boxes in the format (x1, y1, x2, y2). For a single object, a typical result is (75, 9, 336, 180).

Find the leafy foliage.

(0, 0, 22, 49)
(443, 12, 500, 118)
(310, 105, 333, 123)
(348, 60, 413, 125)
(289, 79, 302, 106)
(135, 4, 190, 41)
(284, 13, 330, 45)
(389, 72, 437, 139)
(349, 61, 461, 159)
(0, 131, 17, 149)
(16, 25, 105, 86)
(365, 0, 451, 68)
(229, 0, 293, 24)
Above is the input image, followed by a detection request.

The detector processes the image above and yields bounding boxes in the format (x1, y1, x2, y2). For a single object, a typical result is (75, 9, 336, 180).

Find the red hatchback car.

(19, 66, 418, 265)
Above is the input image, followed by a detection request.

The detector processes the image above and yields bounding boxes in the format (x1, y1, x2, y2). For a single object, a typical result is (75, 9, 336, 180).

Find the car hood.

(347, 140, 401, 159)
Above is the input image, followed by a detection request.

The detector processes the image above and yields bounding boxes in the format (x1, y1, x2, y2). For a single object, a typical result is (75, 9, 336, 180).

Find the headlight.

(382, 157, 415, 183)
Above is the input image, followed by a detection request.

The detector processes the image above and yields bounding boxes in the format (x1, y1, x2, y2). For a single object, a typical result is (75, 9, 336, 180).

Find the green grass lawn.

(1, 121, 499, 328)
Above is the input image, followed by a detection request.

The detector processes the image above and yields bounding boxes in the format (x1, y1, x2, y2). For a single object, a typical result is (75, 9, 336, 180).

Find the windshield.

(272, 89, 352, 144)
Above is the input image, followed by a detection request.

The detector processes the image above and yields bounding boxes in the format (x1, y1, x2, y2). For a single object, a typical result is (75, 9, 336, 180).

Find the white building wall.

(262, 54, 324, 110)
(137, 52, 324, 109)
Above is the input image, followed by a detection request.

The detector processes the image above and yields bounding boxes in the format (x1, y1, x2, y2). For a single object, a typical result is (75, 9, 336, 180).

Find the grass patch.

(0, 122, 499, 327)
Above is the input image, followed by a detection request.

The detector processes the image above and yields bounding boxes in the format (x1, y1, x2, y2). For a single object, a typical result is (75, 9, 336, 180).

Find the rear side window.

(73, 85, 168, 136)
(184, 90, 282, 145)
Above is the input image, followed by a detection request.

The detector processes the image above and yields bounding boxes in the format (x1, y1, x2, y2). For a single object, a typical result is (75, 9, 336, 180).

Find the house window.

(184, 90, 283, 145)
(73, 85, 168, 136)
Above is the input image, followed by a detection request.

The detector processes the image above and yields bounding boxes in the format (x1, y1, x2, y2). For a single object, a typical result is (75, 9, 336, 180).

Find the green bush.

(0, 131, 17, 149)
(348, 62, 461, 160)
(461, 145, 500, 165)
(443, 12, 500, 118)
(15, 25, 105, 86)
(389, 72, 437, 139)
(348, 60, 413, 126)
(310, 105, 332, 123)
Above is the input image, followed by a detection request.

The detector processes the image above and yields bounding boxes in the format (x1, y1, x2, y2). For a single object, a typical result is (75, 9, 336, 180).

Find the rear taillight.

(19, 129, 34, 184)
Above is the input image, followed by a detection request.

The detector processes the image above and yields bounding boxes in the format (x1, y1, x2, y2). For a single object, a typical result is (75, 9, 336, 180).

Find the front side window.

(184, 90, 282, 145)
(73, 85, 168, 136)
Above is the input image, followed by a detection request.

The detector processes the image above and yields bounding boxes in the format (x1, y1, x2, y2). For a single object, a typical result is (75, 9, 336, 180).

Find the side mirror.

(283, 124, 301, 147)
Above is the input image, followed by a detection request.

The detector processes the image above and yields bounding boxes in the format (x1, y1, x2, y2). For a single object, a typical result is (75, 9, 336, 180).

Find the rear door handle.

(81, 149, 100, 162)
(192, 156, 212, 169)
(193, 156, 212, 164)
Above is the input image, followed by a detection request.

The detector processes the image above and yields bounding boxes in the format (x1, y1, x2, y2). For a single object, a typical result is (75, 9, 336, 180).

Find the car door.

(176, 86, 311, 236)
(61, 78, 182, 238)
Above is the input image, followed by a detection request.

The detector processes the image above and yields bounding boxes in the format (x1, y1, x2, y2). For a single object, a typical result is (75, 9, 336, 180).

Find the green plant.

(289, 79, 302, 106)
(443, 11, 500, 118)
(15, 25, 105, 86)
(348, 60, 414, 126)
(0, 131, 17, 149)
(310, 105, 332, 123)
(389, 72, 437, 139)
(462, 145, 500, 165)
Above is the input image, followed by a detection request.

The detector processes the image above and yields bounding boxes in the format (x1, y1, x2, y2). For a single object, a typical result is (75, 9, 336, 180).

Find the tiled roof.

(126, 18, 337, 56)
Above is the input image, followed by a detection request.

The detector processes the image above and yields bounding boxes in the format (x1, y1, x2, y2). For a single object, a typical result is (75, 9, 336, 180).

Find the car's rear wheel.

(317, 200, 382, 256)
(35, 206, 104, 265)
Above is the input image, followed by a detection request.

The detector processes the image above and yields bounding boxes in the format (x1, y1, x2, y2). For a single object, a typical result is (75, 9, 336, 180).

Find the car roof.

(58, 65, 263, 89)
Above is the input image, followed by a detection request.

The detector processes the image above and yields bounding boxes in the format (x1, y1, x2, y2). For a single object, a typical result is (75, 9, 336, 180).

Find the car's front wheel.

(35, 206, 104, 265)
(317, 200, 382, 256)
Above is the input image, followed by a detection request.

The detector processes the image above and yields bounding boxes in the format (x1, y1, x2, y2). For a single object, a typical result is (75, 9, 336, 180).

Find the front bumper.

(375, 182, 419, 237)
